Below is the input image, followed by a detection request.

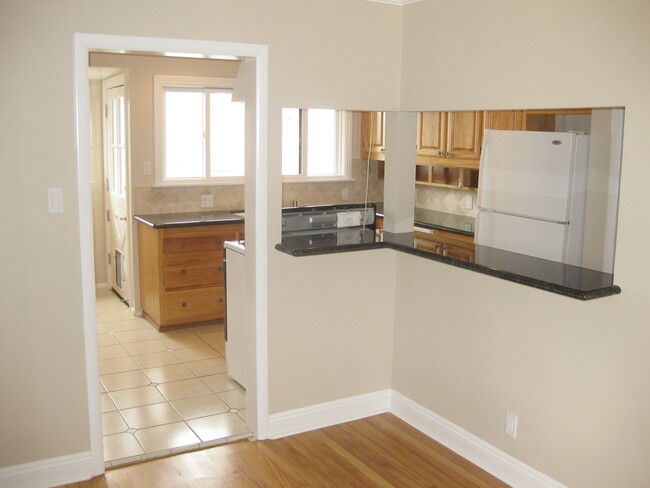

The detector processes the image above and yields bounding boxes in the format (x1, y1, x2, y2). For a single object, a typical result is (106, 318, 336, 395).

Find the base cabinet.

(413, 228, 475, 263)
(137, 222, 243, 329)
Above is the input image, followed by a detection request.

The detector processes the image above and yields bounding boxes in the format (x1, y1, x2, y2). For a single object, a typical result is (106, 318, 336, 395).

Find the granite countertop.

(275, 230, 621, 301)
(374, 203, 475, 237)
(134, 211, 244, 228)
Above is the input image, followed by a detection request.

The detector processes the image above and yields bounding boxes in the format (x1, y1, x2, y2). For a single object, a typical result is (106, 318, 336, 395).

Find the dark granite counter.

(413, 208, 475, 237)
(134, 211, 244, 228)
(275, 230, 621, 301)
(374, 203, 475, 237)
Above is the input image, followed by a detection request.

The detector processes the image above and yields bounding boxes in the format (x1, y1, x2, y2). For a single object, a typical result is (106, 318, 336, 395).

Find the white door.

(103, 74, 130, 302)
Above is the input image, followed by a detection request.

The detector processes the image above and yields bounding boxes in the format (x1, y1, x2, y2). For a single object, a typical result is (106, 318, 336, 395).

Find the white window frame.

(282, 109, 353, 183)
(154, 75, 244, 186)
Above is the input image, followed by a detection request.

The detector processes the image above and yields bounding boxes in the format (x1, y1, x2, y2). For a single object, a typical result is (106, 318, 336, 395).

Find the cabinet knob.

(217, 240, 223, 246)
(179, 242, 186, 249)
(445, 151, 452, 157)
(218, 266, 224, 272)
(219, 298, 224, 303)
(437, 150, 443, 156)
(181, 302, 187, 308)
(180, 269, 187, 275)
(380, 147, 385, 153)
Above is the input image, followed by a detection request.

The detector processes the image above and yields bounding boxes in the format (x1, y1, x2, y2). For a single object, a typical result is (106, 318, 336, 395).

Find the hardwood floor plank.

(58, 414, 510, 488)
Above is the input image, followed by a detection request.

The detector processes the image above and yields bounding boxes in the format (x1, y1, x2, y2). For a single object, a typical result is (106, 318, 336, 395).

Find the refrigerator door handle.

(478, 207, 569, 226)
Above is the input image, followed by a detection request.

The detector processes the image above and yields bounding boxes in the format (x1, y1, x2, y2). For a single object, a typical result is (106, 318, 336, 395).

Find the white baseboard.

(268, 389, 391, 439)
(391, 391, 567, 488)
(0, 452, 93, 488)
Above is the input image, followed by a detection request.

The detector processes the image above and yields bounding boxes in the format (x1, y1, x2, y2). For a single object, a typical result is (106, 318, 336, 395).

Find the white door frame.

(73, 33, 269, 475)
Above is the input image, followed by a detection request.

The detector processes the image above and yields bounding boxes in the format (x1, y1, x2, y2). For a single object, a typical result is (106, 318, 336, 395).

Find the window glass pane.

(282, 108, 300, 176)
(164, 89, 204, 179)
(307, 109, 337, 176)
(209, 91, 245, 177)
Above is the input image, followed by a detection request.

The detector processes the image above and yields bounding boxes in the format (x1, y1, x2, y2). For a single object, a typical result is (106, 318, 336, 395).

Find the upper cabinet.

(483, 110, 522, 131)
(416, 111, 483, 166)
(360, 111, 386, 161)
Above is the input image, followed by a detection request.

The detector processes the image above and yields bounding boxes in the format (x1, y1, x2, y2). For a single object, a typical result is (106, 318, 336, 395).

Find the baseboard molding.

(391, 391, 567, 488)
(268, 389, 391, 439)
(0, 452, 93, 488)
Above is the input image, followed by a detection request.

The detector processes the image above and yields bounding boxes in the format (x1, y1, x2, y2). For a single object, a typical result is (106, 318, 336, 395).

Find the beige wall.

(393, 1, 650, 487)
(2, 0, 649, 487)
(0, 0, 402, 470)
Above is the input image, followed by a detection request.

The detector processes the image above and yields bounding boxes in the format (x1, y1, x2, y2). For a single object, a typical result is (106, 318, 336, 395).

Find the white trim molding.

(391, 391, 568, 488)
(268, 389, 392, 439)
(0, 452, 93, 488)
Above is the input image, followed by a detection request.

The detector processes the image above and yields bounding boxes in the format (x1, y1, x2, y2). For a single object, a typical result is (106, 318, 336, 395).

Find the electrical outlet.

(342, 188, 349, 201)
(201, 194, 214, 208)
(505, 412, 518, 438)
(465, 194, 473, 210)
(143, 160, 152, 175)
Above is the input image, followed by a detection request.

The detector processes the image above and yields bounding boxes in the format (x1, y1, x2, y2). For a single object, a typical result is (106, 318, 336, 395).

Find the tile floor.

(96, 288, 250, 467)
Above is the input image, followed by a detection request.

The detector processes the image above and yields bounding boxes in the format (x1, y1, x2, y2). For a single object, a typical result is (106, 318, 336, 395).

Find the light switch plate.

(48, 188, 63, 213)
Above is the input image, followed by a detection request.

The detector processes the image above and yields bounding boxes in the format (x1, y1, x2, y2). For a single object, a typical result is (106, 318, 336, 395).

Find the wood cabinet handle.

(219, 298, 224, 303)
(218, 266, 224, 272)
(216, 240, 223, 246)
(181, 302, 187, 308)
(181, 269, 187, 275)
(179, 242, 186, 249)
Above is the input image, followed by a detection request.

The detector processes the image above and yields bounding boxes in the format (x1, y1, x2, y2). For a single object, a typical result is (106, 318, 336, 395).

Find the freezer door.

(478, 130, 577, 222)
(476, 210, 569, 263)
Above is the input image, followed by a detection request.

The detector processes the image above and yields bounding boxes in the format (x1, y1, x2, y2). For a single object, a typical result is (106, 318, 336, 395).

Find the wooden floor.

(60, 413, 510, 487)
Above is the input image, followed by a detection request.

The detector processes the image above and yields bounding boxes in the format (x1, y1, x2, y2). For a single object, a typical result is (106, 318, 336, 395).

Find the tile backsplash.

(132, 158, 384, 215)
(415, 185, 478, 218)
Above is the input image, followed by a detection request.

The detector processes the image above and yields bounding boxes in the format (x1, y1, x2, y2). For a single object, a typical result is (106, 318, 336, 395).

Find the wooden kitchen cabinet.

(483, 110, 523, 131)
(137, 222, 244, 329)
(415, 111, 482, 191)
(413, 228, 475, 263)
(416, 111, 483, 163)
(360, 111, 386, 161)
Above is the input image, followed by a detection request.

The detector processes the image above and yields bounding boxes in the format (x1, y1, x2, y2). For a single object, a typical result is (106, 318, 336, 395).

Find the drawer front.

(163, 234, 236, 255)
(164, 287, 225, 323)
(164, 264, 224, 288)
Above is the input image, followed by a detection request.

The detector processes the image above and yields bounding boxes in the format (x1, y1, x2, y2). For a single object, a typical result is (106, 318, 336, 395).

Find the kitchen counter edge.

(134, 211, 244, 228)
(275, 231, 621, 301)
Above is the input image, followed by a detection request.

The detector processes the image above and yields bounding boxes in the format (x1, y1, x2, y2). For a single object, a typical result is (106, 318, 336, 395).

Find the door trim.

(74, 33, 270, 476)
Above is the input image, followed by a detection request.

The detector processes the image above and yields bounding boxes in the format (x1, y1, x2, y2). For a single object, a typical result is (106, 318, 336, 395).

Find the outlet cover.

(201, 194, 214, 208)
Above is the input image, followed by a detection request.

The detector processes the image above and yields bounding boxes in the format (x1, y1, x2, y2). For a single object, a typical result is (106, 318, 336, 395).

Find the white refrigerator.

(475, 129, 590, 266)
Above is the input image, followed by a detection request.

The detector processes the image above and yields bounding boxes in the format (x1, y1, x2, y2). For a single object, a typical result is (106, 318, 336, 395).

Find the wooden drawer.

(164, 287, 225, 324)
(163, 233, 235, 255)
(164, 264, 224, 288)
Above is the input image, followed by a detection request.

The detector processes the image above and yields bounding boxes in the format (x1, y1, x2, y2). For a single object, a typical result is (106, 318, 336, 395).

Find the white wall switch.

(201, 194, 214, 208)
(505, 411, 518, 438)
(48, 188, 63, 213)
(342, 188, 349, 200)
(143, 160, 152, 175)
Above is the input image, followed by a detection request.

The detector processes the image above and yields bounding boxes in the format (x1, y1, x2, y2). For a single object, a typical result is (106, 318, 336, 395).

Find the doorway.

(74, 33, 270, 476)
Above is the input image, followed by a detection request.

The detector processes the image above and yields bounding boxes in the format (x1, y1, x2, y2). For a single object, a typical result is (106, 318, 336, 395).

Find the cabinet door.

(446, 111, 483, 160)
(484, 110, 522, 131)
(360, 111, 385, 160)
(416, 112, 446, 158)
